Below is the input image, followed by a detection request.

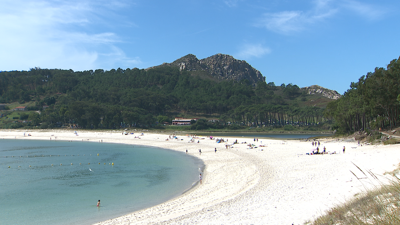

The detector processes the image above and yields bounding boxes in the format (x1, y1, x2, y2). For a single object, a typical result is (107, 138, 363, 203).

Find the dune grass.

(310, 165, 400, 225)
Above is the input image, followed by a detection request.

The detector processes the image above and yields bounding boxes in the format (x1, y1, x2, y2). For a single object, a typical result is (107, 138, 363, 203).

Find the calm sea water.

(0, 139, 202, 225)
(200, 133, 332, 139)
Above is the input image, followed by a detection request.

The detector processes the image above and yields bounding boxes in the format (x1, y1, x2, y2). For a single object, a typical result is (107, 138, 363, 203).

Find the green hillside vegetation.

(0, 66, 333, 130)
(324, 57, 400, 134)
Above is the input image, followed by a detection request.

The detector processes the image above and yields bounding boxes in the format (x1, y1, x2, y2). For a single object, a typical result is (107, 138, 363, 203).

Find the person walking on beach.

(214, 148, 217, 153)
(199, 149, 202, 155)
(199, 173, 202, 184)
(343, 146, 345, 153)
(97, 200, 100, 207)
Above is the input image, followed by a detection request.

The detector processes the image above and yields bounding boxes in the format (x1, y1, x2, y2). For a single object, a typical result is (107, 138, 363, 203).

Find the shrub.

(228, 124, 241, 130)
(40, 122, 48, 129)
(10, 123, 23, 129)
(367, 130, 382, 143)
(284, 125, 295, 131)
(383, 139, 400, 145)
(20, 113, 29, 120)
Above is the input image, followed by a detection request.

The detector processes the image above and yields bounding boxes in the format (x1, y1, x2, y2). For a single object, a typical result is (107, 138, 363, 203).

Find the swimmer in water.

(97, 200, 100, 207)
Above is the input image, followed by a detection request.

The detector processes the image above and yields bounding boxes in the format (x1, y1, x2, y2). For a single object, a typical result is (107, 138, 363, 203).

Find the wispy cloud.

(255, 1, 337, 35)
(255, 0, 388, 35)
(0, 0, 140, 71)
(223, 0, 242, 7)
(236, 43, 271, 59)
(342, 0, 387, 20)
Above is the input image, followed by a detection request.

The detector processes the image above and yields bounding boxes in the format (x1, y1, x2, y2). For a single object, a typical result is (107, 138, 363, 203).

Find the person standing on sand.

(199, 149, 201, 155)
(199, 173, 202, 184)
(215, 148, 217, 153)
(97, 200, 100, 207)
(343, 146, 345, 153)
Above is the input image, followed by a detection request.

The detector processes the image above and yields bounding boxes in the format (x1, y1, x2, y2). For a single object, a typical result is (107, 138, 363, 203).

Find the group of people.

(308, 141, 346, 155)
(311, 141, 320, 146)
(312, 146, 326, 154)
(195, 147, 218, 155)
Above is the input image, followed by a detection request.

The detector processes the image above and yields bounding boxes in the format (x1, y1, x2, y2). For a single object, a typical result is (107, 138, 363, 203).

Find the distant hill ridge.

(150, 53, 340, 98)
(152, 53, 265, 85)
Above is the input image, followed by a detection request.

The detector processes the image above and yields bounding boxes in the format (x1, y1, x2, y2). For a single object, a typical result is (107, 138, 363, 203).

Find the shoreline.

(2, 129, 400, 224)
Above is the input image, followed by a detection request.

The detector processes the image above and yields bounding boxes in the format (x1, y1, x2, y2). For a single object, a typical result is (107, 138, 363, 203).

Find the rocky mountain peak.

(301, 85, 341, 99)
(169, 53, 265, 85)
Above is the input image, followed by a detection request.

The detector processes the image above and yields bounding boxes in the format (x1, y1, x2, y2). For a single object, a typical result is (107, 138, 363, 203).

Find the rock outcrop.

(301, 85, 341, 100)
(157, 53, 265, 85)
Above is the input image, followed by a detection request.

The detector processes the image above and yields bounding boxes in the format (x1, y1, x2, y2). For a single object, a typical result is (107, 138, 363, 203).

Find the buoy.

(88, 163, 90, 165)
(104, 163, 106, 165)
(97, 153, 99, 156)
(71, 163, 73, 165)
(79, 163, 81, 165)
(8, 166, 10, 168)
(98, 162, 100, 165)
(112, 162, 114, 166)
(51, 164, 53, 166)
(29, 165, 31, 167)
(60, 163, 62, 166)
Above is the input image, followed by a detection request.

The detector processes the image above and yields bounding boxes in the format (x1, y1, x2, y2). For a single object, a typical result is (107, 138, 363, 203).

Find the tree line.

(0, 66, 330, 129)
(324, 57, 400, 133)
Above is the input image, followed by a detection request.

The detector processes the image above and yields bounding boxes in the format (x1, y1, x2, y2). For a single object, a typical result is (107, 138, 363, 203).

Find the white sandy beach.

(1, 129, 400, 225)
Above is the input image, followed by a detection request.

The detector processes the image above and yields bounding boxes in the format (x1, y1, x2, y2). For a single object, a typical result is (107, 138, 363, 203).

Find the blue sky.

(1, 0, 399, 94)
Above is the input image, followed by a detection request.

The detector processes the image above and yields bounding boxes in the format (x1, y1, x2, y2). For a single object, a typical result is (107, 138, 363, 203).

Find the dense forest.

(324, 57, 400, 133)
(1, 55, 399, 134)
(0, 66, 331, 130)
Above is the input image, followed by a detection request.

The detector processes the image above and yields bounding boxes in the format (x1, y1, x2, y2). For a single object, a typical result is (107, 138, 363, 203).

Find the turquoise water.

(0, 139, 202, 225)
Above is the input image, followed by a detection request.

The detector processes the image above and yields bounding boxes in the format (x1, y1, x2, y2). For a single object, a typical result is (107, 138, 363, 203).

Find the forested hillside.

(324, 57, 400, 133)
(0, 65, 333, 130)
